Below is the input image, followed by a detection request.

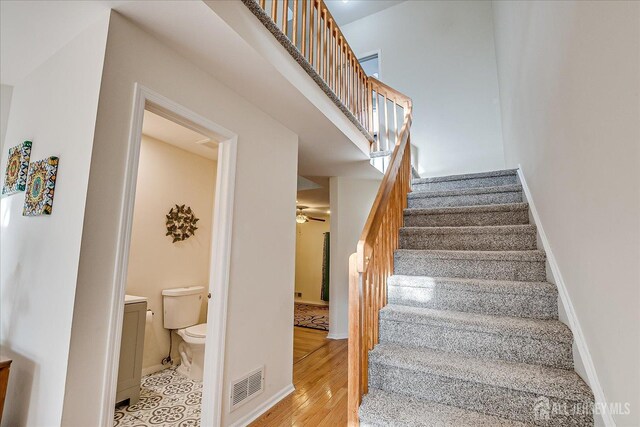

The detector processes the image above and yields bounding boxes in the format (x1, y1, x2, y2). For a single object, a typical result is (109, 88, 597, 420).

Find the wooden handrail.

(356, 111, 412, 271)
(348, 93, 413, 425)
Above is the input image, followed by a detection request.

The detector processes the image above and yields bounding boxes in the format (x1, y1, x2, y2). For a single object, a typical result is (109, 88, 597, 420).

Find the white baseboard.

(326, 331, 348, 340)
(517, 165, 613, 427)
(230, 383, 295, 427)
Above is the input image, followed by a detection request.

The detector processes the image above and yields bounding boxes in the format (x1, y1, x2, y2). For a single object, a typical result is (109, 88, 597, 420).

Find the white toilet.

(162, 286, 207, 381)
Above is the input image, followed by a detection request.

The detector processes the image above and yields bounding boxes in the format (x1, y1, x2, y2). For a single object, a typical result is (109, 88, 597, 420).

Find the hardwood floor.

(293, 327, 330, 363)
(250, 327, 349, 426)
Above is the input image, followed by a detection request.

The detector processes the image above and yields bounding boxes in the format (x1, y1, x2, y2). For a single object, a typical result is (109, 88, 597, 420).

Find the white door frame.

(102, 83, 237, 427)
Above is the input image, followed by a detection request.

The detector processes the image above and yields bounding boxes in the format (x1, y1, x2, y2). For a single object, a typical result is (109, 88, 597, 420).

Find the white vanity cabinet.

(116, 296, 147, 405)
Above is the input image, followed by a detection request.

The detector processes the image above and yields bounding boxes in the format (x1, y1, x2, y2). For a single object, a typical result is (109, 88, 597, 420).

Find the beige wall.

(126, 136, 216, 373)
(295, 216, 330, 305)
(329, 177, 381, 338)
(492, 1, 640, 424)
(341, 0, 505, 177)
(0, 16, 109, 427)
(63, 12, 298, 426)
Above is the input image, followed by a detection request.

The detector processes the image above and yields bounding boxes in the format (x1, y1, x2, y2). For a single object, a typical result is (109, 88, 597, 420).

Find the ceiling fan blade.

(308, 216, 326, 222)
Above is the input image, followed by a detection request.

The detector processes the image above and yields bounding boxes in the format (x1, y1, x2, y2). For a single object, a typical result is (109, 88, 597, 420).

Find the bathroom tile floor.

(114, 366, 201, 427)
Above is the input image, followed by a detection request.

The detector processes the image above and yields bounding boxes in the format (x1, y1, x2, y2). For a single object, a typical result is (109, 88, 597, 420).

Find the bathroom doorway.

(106, 85, 237, 427)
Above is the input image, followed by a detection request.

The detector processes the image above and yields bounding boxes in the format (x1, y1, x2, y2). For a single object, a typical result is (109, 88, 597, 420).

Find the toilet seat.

(185, 323, 206, 338)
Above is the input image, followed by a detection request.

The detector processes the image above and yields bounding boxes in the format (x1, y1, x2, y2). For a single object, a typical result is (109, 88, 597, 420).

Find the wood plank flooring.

(293, 327, 330, 363)
(250, 327, 348, 426)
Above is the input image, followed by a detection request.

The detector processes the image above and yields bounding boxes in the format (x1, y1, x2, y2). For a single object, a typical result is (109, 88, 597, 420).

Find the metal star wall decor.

(166, 204, 199, 243)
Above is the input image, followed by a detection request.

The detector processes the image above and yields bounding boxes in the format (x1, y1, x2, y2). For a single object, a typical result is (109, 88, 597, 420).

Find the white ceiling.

(297, 176, 330, 215)
(325, 0, 406, 26)
(142, 110, 218, 161)
(297, 176, 322, 192)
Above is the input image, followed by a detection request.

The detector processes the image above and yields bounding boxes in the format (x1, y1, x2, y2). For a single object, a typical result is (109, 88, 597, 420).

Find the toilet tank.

(162, 286, 205, 329)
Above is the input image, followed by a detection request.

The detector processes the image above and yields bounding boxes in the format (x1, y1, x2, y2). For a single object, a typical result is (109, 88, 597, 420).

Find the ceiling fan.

(296, 206, 326, 223)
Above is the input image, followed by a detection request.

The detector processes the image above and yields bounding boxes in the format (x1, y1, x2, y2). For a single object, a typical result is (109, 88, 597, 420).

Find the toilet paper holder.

(145, 309, 154, 324)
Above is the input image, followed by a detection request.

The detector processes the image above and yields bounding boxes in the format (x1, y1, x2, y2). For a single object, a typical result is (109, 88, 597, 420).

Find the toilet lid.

(185, 323, 206, 338)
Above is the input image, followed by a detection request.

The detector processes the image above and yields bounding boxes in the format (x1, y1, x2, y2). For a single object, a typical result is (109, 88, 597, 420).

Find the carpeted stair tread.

(395, 249, 546, 261)
(387, 275, 558, 319)
(407, 185, 524, 209)
(412, 170, 519, 192)
(387, 276, 558, 319)
(369, 343, 593, 402)
(359, 388, 528, 427)
(379, 305, 572, 343)
(394, 249, 547, 281)
(405, 203, 529, 217)
(408, 184, 522, 200)
(399, 225, 538, 251)
(387, 275, 556, 296)
(412, 169, 518, 185)
(404, 203, 530, 227)
(401, 224, 535, 235)
(378, 305, 573, 368)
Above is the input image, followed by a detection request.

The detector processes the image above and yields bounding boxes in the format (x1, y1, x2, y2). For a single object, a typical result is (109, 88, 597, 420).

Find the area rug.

(294, 303, 329, 331)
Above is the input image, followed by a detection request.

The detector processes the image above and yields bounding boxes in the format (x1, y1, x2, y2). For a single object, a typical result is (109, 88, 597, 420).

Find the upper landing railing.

(247, 0, 410, 155)
(257, 0, 370, 129)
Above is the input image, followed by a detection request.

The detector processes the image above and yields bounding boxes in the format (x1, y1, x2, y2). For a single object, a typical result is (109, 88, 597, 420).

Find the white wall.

(126, 136, 216, 374)
(328, 177, 380, 339)
(295, 216, 330, 305)
(0, 16, 109, 427)
(0, 84, 13, 152)
(62, 12, 298, 426)
(341, 0, 505, 177)
(492, 1, 640, 425)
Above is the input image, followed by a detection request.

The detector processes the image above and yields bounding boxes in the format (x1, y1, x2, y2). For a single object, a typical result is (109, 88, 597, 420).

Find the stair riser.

(404, 209, 529, 227)
(413, 175, 518, 192)
(399, 230, 537, 251)
(359, 389, 530, 427)
(369, 364, 593, 426)
(408, 191, 522, 209)
(378, 320, 573, 369)
(387, 286, 558, 319)
(394, 254, 547, 282)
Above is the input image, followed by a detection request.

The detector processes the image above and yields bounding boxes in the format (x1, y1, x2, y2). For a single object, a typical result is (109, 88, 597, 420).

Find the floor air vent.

(230, 367, 264, 410)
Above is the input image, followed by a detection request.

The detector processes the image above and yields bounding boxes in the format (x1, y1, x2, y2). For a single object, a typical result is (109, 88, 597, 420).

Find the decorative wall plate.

(166, 204, 199, 243)
(2, 140, 32, 196)
(23, 156, 59, 216)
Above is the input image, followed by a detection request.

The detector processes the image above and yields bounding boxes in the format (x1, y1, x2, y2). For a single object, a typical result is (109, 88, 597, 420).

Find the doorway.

(105, 85, 237, 427)
(292, 176, 331, 361)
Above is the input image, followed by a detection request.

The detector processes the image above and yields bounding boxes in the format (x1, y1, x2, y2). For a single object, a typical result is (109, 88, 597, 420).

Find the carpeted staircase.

(359, 169, 594, 426)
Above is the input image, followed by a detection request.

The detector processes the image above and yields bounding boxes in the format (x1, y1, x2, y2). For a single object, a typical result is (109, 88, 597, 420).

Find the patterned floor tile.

(114, 367, 201, 427)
